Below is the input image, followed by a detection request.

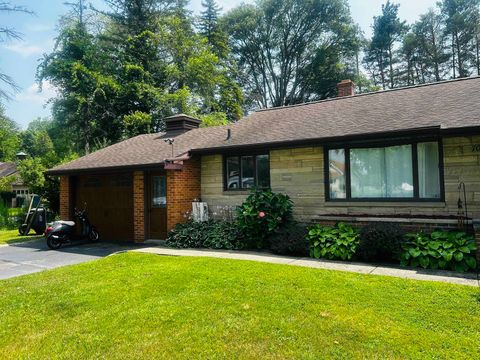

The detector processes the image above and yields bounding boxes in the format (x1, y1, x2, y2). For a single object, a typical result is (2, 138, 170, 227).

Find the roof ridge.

(255, 76, 480, 113)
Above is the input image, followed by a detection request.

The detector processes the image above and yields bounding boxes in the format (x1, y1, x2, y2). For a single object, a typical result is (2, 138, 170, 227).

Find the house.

(0, 155, 33, 207)
(47, 77, 480, 252)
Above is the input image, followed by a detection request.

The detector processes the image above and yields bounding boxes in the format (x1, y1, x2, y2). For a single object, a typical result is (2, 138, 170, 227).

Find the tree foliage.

(224, 0, 361, 107)
(0, 2, 33, 100)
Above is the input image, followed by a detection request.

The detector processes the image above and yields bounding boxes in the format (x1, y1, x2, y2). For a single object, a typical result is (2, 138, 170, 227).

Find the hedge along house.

(47, 77, 480, 252)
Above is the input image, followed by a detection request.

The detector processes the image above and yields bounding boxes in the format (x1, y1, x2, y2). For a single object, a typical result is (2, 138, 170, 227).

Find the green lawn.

(0, 229, 43, 245)
(0, 253, 479, 359)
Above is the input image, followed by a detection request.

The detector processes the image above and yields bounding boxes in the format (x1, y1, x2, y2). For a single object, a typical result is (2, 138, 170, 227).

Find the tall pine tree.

(440, 0, 480, 78)
(368, 1, 409, 89)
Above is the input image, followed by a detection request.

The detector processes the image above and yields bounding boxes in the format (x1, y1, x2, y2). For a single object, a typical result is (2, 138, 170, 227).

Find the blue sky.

(1, 0, 437, 128)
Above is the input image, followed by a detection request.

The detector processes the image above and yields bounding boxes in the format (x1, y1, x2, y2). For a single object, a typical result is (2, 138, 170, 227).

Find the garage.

(74, 173, 133, 241)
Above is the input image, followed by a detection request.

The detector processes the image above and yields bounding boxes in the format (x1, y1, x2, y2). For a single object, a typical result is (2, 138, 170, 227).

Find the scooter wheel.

(47, 235, 62, 250)
(89, 230, 99, 242)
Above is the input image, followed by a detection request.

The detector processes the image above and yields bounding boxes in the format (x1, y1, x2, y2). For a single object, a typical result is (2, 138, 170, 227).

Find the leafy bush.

(0, 201, 18, 230)
(270, 223, 309, 256)
(202, 221, 242, 249)
(307, 223, 359, 261)
(236, 189, 293, 249)
(357, 222, 405, 263)
(166, 220, 242, 250)
(400, 231, 477, 272)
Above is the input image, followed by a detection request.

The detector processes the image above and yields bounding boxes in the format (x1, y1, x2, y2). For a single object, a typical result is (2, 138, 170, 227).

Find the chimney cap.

(338, 79, 354, 84)
(164, 113, 201, 123)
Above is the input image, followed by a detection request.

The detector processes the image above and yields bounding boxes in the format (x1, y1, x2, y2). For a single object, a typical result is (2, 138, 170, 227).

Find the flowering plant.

(236, 189, 293, 248)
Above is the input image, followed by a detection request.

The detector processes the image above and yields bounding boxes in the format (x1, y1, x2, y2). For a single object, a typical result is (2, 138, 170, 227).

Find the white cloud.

(4, 42, 43, 57)
(16, 81, 57, 106)
(25, 23, 53, 33)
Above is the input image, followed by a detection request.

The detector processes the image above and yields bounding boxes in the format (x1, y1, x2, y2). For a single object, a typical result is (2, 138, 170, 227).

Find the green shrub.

(166, 220, 242, 250)
(307, 223, 359, 261)
(0, 201, 18, 230)
(270, 223, 309, 256)
(202, 221, 242, 249)
(400, 230, 477, 272)
(236, 189, 293, 249)
(358, 222, 405, 263)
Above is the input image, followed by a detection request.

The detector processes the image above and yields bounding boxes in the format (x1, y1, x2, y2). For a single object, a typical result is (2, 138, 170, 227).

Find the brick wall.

(59, 175, 71, 220)
(166, 157, 201, 230)
(133, 171, 145, 242)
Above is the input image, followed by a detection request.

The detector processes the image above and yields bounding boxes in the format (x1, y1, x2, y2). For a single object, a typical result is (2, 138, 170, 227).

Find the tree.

(198, 0, 228, 58)
(440, 0, 480, 78)
(100, 0, 242, 129)
(400, 32, 421, 85)
(159, 10, 244, 120)
(411, 9, 450, 82)
(368, 1, 409, 89)
(224, 0, 360, 108)
(38, 1, 120, 154)
(0, 106, 20, 161)
(0, 2, 33, 100)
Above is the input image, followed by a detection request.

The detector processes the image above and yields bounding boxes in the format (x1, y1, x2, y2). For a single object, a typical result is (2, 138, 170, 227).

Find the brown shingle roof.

(0, 162, 17, 178)
(48, 77, 480, 175)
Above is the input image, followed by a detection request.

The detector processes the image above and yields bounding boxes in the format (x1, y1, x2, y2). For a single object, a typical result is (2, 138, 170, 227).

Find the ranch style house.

(47, 77, 480, 257)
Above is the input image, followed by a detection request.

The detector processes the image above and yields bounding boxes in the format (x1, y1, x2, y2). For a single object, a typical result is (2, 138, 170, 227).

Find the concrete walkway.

(133, 247, 480, 287)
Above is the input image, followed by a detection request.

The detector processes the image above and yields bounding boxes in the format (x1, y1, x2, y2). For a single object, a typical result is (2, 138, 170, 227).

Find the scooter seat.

(57, 220, 75, 227)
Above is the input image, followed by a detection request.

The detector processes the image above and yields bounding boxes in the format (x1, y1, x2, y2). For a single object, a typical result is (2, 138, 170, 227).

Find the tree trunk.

(431, 26, 441, 82)
(452, 36, 456, 79)
(455, 32, 464, 77)
(388, 45, 394, 88)
(476, 34, 480, 76)
(356, 51, 362, 93)
(378, 52, 386, 90)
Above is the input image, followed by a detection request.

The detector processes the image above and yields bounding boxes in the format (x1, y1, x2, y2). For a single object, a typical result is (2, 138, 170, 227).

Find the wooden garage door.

(75, 174, 133, 241)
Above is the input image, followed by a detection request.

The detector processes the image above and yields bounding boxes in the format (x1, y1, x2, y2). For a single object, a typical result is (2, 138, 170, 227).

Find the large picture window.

(327, 141, 442, 201)
(225, 154, 270, 190)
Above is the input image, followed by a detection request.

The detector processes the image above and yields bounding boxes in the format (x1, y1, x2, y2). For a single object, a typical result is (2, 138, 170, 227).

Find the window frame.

(324, 138, 445, 202)
(223, 152, 271, 191)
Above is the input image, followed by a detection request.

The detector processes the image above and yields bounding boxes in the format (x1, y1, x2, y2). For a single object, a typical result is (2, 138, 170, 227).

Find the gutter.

(45, 161, 167, 176)
(45, 153, 193, 176)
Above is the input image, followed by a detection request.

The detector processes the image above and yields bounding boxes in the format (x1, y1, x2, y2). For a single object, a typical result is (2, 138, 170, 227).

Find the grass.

(0, 253, 479, 359)
(0, 229, 43, 245)
(7, 208, 23, 217)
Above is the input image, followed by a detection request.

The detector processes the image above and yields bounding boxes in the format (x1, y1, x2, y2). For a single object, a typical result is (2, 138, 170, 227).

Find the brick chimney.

(337, 79, 355, 97)
(164, 114, 201, 137)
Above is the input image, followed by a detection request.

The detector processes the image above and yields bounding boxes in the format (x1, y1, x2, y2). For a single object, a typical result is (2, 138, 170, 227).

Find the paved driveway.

(0, 239, 142, 280)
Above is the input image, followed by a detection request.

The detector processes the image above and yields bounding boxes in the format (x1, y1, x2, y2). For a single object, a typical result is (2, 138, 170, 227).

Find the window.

(418, 142, 441, 198)
(225, 154, 270, 190)
(328, 149, 346, 199)
(152, 176, 166, 207)
(326, 141, 442, 201)
(350, 145, 413, 198)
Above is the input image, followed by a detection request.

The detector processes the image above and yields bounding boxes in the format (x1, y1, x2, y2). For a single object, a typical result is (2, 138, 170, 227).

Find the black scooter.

(45, 205, 99, 250)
